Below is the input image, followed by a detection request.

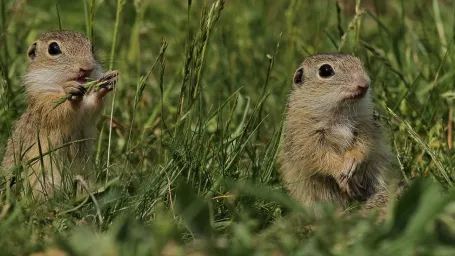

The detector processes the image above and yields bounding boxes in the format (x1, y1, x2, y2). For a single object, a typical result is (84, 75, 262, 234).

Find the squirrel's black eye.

(318, 64, 335, 78)
(48, 42, 62, 56)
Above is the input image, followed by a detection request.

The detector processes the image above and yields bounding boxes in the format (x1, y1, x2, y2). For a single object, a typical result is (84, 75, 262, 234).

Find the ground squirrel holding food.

(1, 30, 118, 198)
(279, 53, 400, 215)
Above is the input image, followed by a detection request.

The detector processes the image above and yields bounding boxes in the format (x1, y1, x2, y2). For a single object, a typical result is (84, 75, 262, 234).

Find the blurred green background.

(1, 0, 455, 255)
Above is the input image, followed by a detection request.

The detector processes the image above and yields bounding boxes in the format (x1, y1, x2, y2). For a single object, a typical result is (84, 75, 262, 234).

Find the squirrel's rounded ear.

(27, 42, 37, 61)
(293, 67, 304, 86)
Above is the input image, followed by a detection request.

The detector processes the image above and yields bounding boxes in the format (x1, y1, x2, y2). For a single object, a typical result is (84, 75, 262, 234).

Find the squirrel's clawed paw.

(96, 70, 119, 91)
(337, 149, 364, 196)
(64, 82, 86, 100)
(93, 70, 119, 98)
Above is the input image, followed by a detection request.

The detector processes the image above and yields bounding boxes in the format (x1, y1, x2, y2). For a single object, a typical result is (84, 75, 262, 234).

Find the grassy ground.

(1, 0, 455, 255)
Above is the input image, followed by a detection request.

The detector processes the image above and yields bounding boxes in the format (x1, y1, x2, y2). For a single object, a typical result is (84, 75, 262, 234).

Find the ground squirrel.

(279, 53, 399, 215)
(1, 30, 118, 198)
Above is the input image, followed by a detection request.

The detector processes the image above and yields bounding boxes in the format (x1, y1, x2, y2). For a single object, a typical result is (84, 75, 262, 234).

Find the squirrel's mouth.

(72, 73, 91, 84)
(346, 86, 368, 100)
(74, 77, 89, 84)
(72, 69, 94, 84)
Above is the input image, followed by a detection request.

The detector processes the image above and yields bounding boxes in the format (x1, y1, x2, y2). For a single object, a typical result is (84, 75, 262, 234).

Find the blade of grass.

(54, 0, 62, 30)
(105, 0, 126, 183)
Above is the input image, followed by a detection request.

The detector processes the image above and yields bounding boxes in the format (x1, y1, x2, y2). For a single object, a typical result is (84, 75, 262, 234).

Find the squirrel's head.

(291, 53, 371, 113)
(24, 30, 103, 92)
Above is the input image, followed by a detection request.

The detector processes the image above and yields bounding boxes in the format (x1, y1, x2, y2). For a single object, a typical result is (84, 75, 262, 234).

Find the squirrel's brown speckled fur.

(279, 53, 399, 215)
(1, 30, 117, 198)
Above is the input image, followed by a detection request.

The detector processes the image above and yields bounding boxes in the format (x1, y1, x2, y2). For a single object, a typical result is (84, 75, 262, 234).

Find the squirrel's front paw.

(98, 70, 119, 91)
(94, 70, 119, 98)
(336, 149, 363, 195)
(64, 81, 86, 100)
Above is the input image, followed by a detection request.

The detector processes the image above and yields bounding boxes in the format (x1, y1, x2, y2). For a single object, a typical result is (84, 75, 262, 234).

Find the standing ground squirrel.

(1, 30, 118, 198)
(279, 53, 400, 215)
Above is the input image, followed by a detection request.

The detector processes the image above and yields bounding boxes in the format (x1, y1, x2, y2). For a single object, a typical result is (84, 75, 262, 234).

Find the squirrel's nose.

(357, 74, 370, 89)
(357, 82, 369, 89)
(79, 67, 94, 75)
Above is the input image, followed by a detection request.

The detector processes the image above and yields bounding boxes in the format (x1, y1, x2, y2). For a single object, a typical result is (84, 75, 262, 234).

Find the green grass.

(1, 0, 455, 255)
